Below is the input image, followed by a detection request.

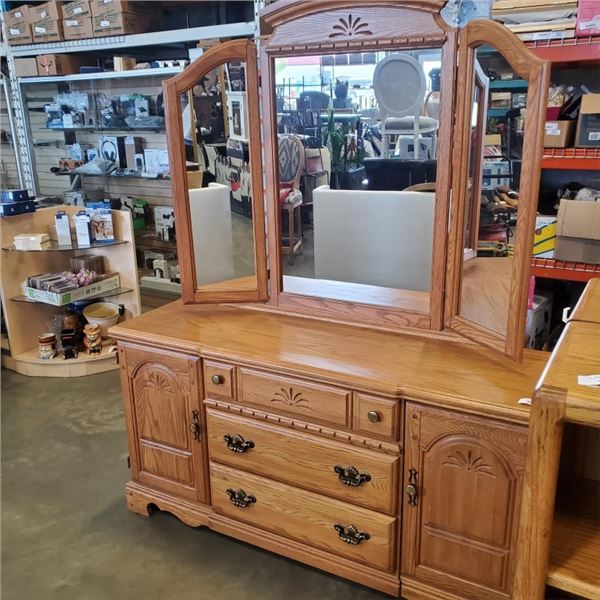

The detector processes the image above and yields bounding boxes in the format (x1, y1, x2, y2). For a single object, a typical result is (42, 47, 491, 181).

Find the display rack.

(0, 206, 141, 377)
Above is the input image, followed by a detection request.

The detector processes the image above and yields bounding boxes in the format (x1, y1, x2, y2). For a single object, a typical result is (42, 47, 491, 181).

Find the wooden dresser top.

(110, 301, 549, 422)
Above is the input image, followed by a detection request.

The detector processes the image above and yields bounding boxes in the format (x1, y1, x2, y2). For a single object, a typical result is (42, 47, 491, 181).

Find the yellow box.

(533, 215, 557, 258)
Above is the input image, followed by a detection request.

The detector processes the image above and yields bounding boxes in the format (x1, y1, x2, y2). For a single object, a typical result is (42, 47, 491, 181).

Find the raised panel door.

(119, 344, 207, 503)
(401, 403, 527, 599)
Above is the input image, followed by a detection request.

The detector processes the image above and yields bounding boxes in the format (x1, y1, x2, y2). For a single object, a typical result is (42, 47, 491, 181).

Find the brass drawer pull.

(334, 465, 371, 487)
(226, 488, 256, 508)
(190, 410, 201, 441)
(211, 374, 225, 385)
(334, 523, 370, 545)
(223, 433, 255, 454)
(406, 468, 418, 507)
(367, 410, 381, 423)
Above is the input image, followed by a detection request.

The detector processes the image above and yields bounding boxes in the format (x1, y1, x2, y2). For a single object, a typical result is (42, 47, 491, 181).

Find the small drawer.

(353, 393, 400, 440)
(204, 360, 235, 399)
(207, 409, 399, 514)
(239, 367, 350, 426)
(211, 462, 397, 572)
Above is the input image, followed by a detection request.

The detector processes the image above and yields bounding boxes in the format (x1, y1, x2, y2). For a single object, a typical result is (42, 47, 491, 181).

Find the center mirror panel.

(273, 48, 443, 314)
(164, 40, 267, 304)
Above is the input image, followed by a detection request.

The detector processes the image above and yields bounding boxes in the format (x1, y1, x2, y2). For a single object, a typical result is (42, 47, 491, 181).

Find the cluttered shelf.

(531, 258, 600, 282)
(527, 35, 600, 63)
(53, 171, 170, 180)
(542, 147, 600, 170)
(2, 239, 127, 251)
(11, 286, 133, 305)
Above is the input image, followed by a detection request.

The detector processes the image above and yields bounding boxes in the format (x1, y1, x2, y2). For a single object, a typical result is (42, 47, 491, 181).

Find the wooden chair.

(278, 134, 305, 264)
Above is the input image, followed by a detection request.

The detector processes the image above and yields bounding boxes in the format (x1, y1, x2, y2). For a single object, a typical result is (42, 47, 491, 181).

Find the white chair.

(373, 53, 438, 159)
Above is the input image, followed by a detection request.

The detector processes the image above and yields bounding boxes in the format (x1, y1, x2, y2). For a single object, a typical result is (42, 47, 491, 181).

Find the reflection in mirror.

(180, 60, 257, 292)
(459, 46, 526, 335)
(274, 49, 442, 312)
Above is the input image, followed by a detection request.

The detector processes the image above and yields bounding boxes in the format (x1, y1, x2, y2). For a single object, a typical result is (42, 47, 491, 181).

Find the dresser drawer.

(207, 409, 399, 514)
(211, 462, 397, 572)
(238, 368, 350, 426)
(353, 393, 400, 440)
(204, 360, 235, 400)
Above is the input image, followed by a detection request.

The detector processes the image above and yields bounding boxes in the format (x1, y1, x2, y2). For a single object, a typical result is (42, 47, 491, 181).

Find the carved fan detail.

(145, 370, 175, 394)
(271, 387, 312, 411)
(443, 450, 494, 476)
(329, 14, 373, 39)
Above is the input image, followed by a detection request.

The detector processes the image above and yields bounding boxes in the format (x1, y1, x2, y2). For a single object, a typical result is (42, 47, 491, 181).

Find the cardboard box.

(62, 0, 91, 18)
(533, 215, 557, 258)
(555, 199, 600, 263)
(24, 273, 120, 306)
(32, 19, 63, 43)
(525, 292, 553, 350)
(114, 56, 136, 71)
(124, 136, 144, 169)
(27, 0, 62, 23)
(37, 54, 91, 76)
(63, 16, 94, 40)
(6, 22, 33, 45)
(484, 134, 502, 147)
(93, 11, 149, 36)
(576, 0, 600, 37)
(490, 92, 512, 109)
(4, 4, 30, 26)
(576, 94, 600, 148)
(13, 57, 38, 77)
(544, 120, 576, 148)
(90, 0, 145, 16)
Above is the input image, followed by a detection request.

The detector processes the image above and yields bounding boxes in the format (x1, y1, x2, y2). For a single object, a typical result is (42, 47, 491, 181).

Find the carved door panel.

(119, 344, 207, 503)
(401, 403, 527, 599)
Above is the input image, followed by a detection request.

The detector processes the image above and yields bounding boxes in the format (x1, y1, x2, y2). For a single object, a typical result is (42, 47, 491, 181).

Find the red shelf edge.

(531, 259, 600, 282)
(541, 157, 600, 170)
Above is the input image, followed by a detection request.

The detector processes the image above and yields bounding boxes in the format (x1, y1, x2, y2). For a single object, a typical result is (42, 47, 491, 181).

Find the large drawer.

(238, 367, 350, 427)
(210, 462, 397, 572)
(207, 409, 399, 514)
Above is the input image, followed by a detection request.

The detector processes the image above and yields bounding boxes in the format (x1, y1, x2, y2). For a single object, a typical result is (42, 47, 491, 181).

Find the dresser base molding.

(125, 481, 210, 528)
(208, 512, 401, 596)
(400, 576, 470, 600)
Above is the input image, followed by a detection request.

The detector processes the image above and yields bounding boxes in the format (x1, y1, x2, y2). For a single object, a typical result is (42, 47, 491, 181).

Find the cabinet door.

(445, 20, 550, 360)
(401, 403, 527, 599)
(119, 344, 207, 503)
(163, 39, 268, 304)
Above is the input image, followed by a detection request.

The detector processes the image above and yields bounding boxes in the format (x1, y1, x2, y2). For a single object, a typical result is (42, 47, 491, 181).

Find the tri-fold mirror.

(164, 4, 549, 361)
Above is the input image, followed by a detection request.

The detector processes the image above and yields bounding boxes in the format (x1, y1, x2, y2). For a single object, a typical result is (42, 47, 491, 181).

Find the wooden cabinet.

(119, 344, 208, 504)
(402, 403, 527, 599)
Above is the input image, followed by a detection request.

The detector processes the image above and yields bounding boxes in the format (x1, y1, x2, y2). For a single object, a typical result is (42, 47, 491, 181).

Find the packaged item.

(93, 11, 149, 36)
(490, 92, 511, 109)
(532, 216, 557, 258)
(55, 211, 73, 247)
(86, 203, 115, 243)
(37, 54, 92, 76)
(27, 0, 62, 23)
(90, 0, 145, 16)
(555, 199, 600, 263)
(13, 58, 38, 77)
(0, 200, 36, 216)
(6, 23, 33, 45)
(13, 233, 51, 251)
(70, 254, 105, 273)
(575, 94, 600, 148)
(4, 5, 30, 26)
(98, 135, 126, 167)
(114, 57, 136, 71)
(74, 211, 92, 247)
(525, 292, 553, 350)
(576, 0, 600, 37)
(544, 121, 576, 148)
(62, 0, 91, 18)
(124, 136, 144, 169)
(154, 206, 176, 242)
(62, 16, 93, 40)
(32, 18, 63, 42)
(144, 149, 169, 175)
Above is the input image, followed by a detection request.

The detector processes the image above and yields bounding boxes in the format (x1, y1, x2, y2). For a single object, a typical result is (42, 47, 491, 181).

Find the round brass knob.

(367, 410, 381, 423)
(211, 374, 224, 385)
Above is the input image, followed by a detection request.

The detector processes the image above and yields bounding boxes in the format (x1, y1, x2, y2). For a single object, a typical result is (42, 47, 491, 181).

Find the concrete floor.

(1, 368, 388, 600)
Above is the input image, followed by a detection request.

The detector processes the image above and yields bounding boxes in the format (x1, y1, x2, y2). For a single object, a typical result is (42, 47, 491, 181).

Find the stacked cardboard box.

(28, 0, 64, 43)
(492, 0, 578, 41)
(555, 199, 600, 263)
(62, 0, 94, 41)
(91, 0, 150, 37)
(4, 4, 33, 45)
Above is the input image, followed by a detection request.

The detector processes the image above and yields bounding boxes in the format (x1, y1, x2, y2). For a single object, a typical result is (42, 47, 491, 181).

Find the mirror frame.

(163, 39, 268, 304)
(260, 0, 455, 332)
(444, 20, 550, 360)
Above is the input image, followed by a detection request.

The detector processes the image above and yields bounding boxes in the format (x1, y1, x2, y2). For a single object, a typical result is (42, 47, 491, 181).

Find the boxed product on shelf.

(93, 11, 149, 36)
(114, 57, 136, 71)
(74, 211, 92, 246)
(544, 120, 576, 148)
(154, 206, 176, 242)
(0, 200, 36, 217)
(55, 211, 72, 246)
(23, 273, 120, 306)
(490, 92, 512, 109)
(576, 0, 600, 36)
(575, 94, 600, 148)
(6, 22, 33, 45)
(63, 16, 94, 40)
(36, 54, 92, 76)
(533, 215, 557, 258)
(26, 0, 62, 23)
(124, 137, 144, 169)
(13, 58, 38, 77)
(13, 233, 50, 251)
(90, 0, 147, 16)
(142, 250, 176, 269)
(62, 0, 91, 19)
(144, 149, 169, 175)
(70, 254, 105, 274)
(32, 18, 64, 43)
(555, 199, 600, 263)
(86, 204, 115, 243)
(4, 4, 30, 26)
(525, 292, 553, 350)
(482, 159, 511, 189)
